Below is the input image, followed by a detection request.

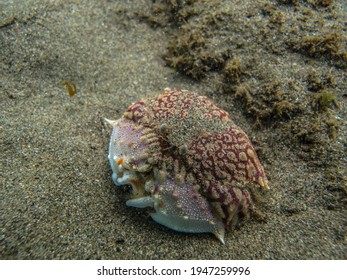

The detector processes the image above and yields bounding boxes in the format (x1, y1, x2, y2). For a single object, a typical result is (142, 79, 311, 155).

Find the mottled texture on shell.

(108, 88, 269, 243)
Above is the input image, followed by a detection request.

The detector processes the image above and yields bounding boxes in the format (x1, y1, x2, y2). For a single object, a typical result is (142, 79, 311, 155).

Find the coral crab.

(107, 88, 269, 243)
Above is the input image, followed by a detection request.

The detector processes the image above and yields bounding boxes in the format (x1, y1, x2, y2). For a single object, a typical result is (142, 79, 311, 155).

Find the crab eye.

(117, 157, 125, 166)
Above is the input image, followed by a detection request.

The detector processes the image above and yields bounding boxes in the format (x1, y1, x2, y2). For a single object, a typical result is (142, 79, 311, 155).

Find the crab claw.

(126, 177, 226, 244)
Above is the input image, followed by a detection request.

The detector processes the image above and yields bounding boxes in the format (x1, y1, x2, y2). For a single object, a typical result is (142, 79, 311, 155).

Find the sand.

(1, 0, 346, 259)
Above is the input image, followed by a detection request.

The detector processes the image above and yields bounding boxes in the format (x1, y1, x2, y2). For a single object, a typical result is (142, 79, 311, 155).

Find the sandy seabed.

(1, 0, 346, 259)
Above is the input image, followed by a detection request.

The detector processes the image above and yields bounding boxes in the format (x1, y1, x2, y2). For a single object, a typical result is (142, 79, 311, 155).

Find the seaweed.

(223, 58, 243, 84)
(61, 81, 77, 97)
(230, 82, 301, 124)
(307, 70, 336, 92)
(312, 90, 339, 111)
(135, 0, 200, 28)
(277, 0, 300, 5)
(140, 0, 231, 79)
(277, 0, 334, 8)
(308, 0, 334, 8)
(307, 70, 324, 91)
(289, 32, 347, 67)
(164, 24, 231, 79)
(298, 33, 341, 57)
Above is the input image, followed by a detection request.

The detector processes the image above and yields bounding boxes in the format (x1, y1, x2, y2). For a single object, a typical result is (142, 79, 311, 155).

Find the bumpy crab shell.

(107, 88, 269, 244)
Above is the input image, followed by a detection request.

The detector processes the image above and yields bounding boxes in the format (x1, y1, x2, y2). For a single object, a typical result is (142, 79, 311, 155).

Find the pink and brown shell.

(107, 88, 269, 243)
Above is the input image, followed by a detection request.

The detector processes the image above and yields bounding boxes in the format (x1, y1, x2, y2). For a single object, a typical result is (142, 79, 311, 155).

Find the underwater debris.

(61, 81, 77, 97)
